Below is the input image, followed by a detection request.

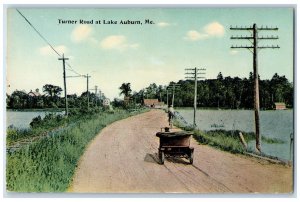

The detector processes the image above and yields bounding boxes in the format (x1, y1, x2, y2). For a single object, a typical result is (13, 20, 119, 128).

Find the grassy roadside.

(173, 119, 285, 155)
(6, 108, 148, 192)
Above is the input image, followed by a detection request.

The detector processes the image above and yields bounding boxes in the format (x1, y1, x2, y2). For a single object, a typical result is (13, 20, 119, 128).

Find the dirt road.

(69, 110, 293, 193)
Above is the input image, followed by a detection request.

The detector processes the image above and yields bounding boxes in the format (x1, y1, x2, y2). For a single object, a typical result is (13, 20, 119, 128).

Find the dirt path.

(69, 110, 293, 193)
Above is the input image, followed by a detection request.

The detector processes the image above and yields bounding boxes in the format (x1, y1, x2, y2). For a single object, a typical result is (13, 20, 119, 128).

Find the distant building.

(274, 102, 286, 110)
(103, 98, 110, 107)
(143, 99, 164, 108)
(28, 89, 41, 97)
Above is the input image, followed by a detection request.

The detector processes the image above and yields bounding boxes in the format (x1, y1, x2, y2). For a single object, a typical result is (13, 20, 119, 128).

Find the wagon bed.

(156, 130, 194, 164)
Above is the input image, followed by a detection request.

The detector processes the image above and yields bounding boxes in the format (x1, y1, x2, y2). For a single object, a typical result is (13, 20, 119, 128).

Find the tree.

(8, 90, 28, 109)
(145, 83, 158, 99)
(131, 89, 144, 104)
(42, 84, 63, 108)
(119, 83, 132, 97)
(157, 85, 164, 102)
(42, 84, 63, 98)
(214, 72, 225, 108)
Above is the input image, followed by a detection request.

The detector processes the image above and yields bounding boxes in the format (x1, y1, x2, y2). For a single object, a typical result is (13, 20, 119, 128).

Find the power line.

(185, 68, 206, 127)
(167, 83, 181, 107)
(83, 74, 91, 110)
(58, 54, 69, 116)
(16, 9, 61, 57)
(16, 9, 99, 113)
(66, 63, 83, 76)
(16, 9, 83, 77)
(230, 23, 279, 153)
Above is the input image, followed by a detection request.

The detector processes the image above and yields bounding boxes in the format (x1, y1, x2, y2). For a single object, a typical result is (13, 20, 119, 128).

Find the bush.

(30, 116, 42, 128)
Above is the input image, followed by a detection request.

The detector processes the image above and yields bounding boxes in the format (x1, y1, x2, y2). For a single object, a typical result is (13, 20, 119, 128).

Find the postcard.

(5, 6, 294, 194)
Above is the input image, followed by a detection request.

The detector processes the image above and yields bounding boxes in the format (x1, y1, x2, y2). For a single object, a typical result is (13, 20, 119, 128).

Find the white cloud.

(39, 45, 68, 56)
(100, 35, 126, 50)
(184, 21, 225, 41)
(71, 25, 92, 43)
(204, 21, 225, 37)
(230, 50, 239, 55)
(100, 35, 139, 51)
(157, 22, 170, 27)
(184, 30, 209, 41)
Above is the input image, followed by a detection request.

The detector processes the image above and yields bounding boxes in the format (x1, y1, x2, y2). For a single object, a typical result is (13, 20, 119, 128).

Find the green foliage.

(193, 130, 245, 154)
(6, 108, 147, 192)
(130, 72, 293, 109)
(6, 127, 33, 144)
(29, 116, 42, 128)
(7, 90, 29, 109)
(119, 83, 132, 97)
(42, 84, 62, 97)
(191, 129, 285, 155)
(7, 107, 105, 146)
(7, 73, 293, 111)
(174, 117, 285, 154)
(262, 136, 285, 144)
(7, 84, 105, 110)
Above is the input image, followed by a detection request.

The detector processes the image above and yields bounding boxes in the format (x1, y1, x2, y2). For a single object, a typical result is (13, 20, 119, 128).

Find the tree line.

(6, 84, 104, 110)
(7, 72, 293, 110)
(128, 72, 293, 109)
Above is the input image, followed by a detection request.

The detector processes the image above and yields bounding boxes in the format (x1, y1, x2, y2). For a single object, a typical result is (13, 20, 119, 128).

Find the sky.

(6, 7, 294, 100)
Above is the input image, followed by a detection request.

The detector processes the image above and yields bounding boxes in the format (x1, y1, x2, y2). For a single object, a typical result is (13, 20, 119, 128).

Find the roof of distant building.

(28, 89, 41, 97)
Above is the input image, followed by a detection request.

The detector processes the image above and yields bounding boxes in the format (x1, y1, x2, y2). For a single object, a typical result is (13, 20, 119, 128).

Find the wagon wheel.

(159, 151, 165, 164)
(189, 150, 194, 164)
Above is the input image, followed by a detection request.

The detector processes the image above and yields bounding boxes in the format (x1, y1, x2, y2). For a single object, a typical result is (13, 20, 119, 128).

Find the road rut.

(69, 109, 293, 193)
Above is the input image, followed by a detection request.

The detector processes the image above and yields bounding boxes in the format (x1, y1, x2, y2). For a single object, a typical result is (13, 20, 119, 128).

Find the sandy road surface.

(69, 110, 293, 193)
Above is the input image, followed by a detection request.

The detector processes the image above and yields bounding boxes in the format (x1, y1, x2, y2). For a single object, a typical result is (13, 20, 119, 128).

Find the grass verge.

(6, 109, 148, 192)
(174, 119, 285, 155)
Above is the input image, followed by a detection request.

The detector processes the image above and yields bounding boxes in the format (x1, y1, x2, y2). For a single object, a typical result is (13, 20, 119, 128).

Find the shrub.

(30, 116, 42, 128)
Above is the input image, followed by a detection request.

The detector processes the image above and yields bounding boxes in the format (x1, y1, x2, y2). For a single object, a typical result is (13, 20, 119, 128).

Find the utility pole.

(230, 24, 279, 153)
(185, 67, 206, 127)
(166, 89, 169, 106)
(83, 74, 91, 110)
(89, 85, 98, 106)
(95, 85, 98, 106)
(167, 83, 181, 107)
(94, 85, 98, 96)
(99, 90, 102, 106)
(58, 54, 69, 116)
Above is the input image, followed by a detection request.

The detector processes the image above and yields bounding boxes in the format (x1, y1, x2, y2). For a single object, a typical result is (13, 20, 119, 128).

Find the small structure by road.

(143, 99, 164, 108)
(274, 102, 286, 110)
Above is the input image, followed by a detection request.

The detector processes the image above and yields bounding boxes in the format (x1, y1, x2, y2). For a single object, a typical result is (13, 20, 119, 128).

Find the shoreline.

(6, 108, 66, 112)
(174, 107, 293, 111)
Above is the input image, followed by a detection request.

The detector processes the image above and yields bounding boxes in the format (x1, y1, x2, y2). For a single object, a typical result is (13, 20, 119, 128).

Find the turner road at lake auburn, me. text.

(58, 19, 154, 25)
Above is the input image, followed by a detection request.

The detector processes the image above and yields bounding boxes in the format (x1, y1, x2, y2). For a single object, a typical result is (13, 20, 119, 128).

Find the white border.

(1, 0, 299, 202)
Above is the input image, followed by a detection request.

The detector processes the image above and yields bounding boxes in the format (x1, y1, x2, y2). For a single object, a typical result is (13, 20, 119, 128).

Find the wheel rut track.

(69, 109, 293, 193)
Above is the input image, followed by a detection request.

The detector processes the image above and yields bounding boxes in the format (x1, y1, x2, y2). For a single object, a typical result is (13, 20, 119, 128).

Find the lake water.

(6, 109, 294, 161)
(176, 109, 294, 161)
(6, 111, 63, 129)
